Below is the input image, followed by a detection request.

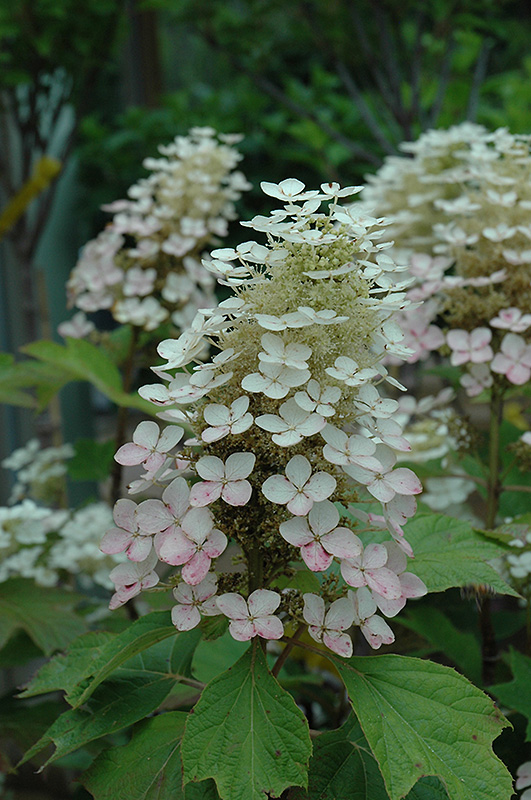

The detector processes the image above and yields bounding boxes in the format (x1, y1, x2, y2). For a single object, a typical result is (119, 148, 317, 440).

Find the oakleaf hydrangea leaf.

(491, 648, 531, 741)
(332, 653, 512, 800)
(182, 644, 311, 800)
(82, 712, 218, 800)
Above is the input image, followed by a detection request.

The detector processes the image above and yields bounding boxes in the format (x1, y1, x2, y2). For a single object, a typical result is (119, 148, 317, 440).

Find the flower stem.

(110, 326, 140, 504)
(480, 381, 505, 685)
(272, 624, 305, 678)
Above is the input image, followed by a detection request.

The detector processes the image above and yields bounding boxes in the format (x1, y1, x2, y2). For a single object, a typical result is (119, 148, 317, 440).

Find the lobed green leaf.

(0, 579, 86, 656)
(182, 643, 312, 800)
(332, 653, 512, 800)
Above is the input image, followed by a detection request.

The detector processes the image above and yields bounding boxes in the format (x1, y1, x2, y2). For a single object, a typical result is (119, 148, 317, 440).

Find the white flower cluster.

(62, 127, 251, 334)
(106, 179, 427, 657)
(360, 124, 531, 394)
(1, 440, 122, 589)
(2, 438, 74, 505)
(0, 499, 121, 589)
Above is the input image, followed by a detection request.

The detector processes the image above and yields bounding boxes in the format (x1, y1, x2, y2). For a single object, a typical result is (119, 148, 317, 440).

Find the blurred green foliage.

(74, 0, 531, 230)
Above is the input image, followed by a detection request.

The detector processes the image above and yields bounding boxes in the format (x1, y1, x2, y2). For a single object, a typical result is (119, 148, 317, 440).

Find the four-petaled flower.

(350, 587, 395, 649)
(279, 500, 362, 571)
(258, 333, 312, 370)
(109, 552, 159, 609)
(325, 356, 378, 386)
(256, 399, 325, 446)
(201, 396, 253, 443)
(343, 446, 422, 503)
(189, 453, 256, 506)
(115, 421, 183, 473)
(262, 455, 336, 516)
(171, 574, 221, 630)
(100, 498, 152, 562)
(294, 380, 341, 417)
(446, 328, 493, 366)
(491, 333, 531, 385)
(242, 361, 310, 398)
(340, 542, 402, 600)
(302, 594, 354, 657)
(216, 589, 284, 640)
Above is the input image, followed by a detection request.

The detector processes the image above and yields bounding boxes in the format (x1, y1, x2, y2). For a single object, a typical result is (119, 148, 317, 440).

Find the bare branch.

(428, 33, 456, 129)
(409, 10, 427, 133)
(348, 3, 397, 111)
(466, 38, 493, 122)
(335, 60, 397, 154)
(252, 74, 382, 166)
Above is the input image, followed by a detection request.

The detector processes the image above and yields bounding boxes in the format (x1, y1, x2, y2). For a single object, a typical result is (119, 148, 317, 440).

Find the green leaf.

(182, 643, 312, 800)
(21, 338, 155, 414)
(333, 653, 512, 800)
(292, 715, 448, 800)
(0, 353, 36, 407)
(0, 579, 86, 656)
(68, 438, 116, 481)
(19, 631, 115, 699)
(401, 515, 518, 596)
(400, 606, 482, 684)
(491, 648, 531, 740)
(20, 630, 201, 769)
(192, 629, 248, 684)
(82, 712, 219, 800)
(71, 611, 180, 707)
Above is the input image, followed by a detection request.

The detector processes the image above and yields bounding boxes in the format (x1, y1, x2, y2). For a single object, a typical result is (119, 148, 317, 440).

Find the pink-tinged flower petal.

(133, 420, 160, 449)
(305, 472, 336, 501)
(323, 630, 353, 657)
(126, 535, 153, 562)
(229, 620, 256, 641)
(181, 507, 214, 543)
(192, 573, 217, 602)
(162, 477, 191, 519)
(365, 567, 402, 599)
(285, 455, 312, 487)
(248, 589, 281, 617)
(115, 442, 148, 466)
(303, 593, 325, 627)
(202, 425, 230, 443)
(254, 616, 284, 640)
(182, 551, 211, 585)
(202, 529, 228, 558)
(113, 498, 138, 531)
(222, 479, 252, 506)
(287, 492, 314, 516)
(100, 528, 132, 554)
(201, 597, 222, 616)
(225, 452, 256, 480)
(385, 468, 423, 496)
(196, 456, 225, 482)
(340, 560, 364, 588)
(136, 499, 173, 533)
(279, 517, 313, 547)
(366, 478, 396, 504)
(374, 595, 406, 618)
(322, 528, 362, 559)
(109, 586, 139, 609)
(326, 597, 355, 630)
(189, 481, 223, 507)
(308, 500, 339, 535)
(262, 475, 297, 504)
(171, 604, 201, 631)
(362, 615, 395, 649)
(217, 592, 249, 620)
(507, 363, 531, 385)
(364, 543, 389, 569)
(301, 541, 334, 571)
(173, 582, 194, 604)
(143, 451, 166, 473)
(400, 572, 428, 598)
(155, 528, 196, 565)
